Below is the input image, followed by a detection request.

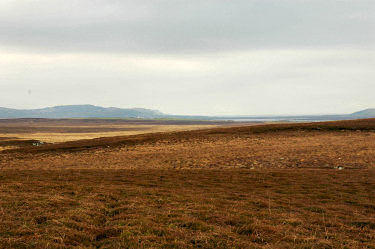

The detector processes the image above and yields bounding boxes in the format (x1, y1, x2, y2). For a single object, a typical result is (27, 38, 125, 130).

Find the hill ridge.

(351, 108, 375, 117)
(0, 104, 164, 119)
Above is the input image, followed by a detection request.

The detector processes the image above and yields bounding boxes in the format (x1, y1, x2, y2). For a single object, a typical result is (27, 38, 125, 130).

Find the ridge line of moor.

(2, 118, 375, 154)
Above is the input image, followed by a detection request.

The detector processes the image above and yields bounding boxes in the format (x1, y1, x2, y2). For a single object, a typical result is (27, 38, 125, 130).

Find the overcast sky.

(0, 0, 374, 115)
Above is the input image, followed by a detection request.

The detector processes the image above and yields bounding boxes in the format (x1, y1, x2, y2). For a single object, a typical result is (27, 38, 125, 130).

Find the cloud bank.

(0, 0, 374, 115)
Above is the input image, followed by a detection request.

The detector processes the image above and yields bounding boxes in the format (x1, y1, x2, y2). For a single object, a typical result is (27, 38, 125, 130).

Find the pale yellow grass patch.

(0, 146, 19, 151)
(0, 124, 219, 143)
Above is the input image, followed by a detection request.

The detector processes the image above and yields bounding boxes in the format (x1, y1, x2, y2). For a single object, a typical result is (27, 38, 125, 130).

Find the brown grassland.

(0, 119, 225, 143)
(0, 119, 375, 248)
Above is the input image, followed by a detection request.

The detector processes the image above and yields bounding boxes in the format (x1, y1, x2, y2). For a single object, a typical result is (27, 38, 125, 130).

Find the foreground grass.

(1, 169, 374, 248)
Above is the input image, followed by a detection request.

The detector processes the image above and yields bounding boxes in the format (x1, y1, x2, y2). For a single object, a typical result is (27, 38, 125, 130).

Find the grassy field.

(1, 119, 375, 248)
(0, 119, 226, 144)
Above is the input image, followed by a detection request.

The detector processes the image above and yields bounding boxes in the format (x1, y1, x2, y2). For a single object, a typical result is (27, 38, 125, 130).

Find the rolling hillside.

(1, 105, 375, 120)
(0, 105, 164, 119)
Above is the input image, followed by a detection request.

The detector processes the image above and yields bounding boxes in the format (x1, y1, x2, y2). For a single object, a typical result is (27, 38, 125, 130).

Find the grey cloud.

(1, 48, 373, 115)
(0, 0, 374, 54)
(1, 0, 374, 115)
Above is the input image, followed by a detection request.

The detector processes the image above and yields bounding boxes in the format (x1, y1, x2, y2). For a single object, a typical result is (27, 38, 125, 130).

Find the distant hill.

(1, 105, 375, 121)
(350, 108, 375, 118)
(0, 105, 164, 119)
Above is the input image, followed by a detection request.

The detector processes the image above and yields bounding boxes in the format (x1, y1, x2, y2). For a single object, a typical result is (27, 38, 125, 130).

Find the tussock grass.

(1, 169, 375, 248)
(1, 119, 375, 248)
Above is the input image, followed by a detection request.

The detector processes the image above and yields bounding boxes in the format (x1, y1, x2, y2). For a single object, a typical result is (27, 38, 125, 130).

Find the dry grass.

(1, 119, 375, 248)
(0, 146, 18, 151)
(0, 124, 221, 143)
(1, 169, 374, 248)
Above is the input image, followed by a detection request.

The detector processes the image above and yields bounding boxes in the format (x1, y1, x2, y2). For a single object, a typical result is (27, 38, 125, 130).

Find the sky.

(0, 0, 374, 115)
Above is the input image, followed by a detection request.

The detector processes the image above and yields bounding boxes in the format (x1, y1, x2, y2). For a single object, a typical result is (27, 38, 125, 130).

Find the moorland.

(0, 118, 375, 248)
